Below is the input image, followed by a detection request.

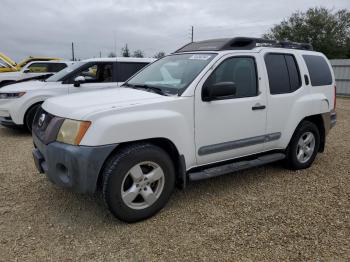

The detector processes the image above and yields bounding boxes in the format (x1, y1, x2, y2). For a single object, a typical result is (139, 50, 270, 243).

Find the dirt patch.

(1, 99, 349, 261)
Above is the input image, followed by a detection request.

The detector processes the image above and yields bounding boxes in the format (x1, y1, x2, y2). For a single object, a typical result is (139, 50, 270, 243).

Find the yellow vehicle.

(0, 53, 16, 72)
(0, 52, 62, 73)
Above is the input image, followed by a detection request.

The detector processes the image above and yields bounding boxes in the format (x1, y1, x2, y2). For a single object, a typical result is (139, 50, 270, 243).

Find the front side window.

(265, 53, 301, 94)
(26, 63, 50, 73)
(204, 56, 258, 98)
(302, 55, 332, 86)
(126, 53, 216, 94)
(71, 63, 113, 83)
(45, 62, 84, 82)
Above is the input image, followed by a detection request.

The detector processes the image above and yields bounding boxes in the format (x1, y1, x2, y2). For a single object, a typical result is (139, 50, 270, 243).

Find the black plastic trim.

(198, 132, 281, 156)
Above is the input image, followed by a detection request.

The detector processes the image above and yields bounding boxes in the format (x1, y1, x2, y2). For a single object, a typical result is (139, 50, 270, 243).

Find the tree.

(133, 49, 144, 58)
(263, 7, 350, 59)
(121, 44, 130, 57)
(108, 52, 116, 58)
(154, 52, 166, 59)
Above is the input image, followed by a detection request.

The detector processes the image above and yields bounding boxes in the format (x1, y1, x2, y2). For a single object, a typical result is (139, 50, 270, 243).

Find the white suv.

(32, 37, 337, 222)
(0, 60, 71, 87)
(0, 57, 154, 130)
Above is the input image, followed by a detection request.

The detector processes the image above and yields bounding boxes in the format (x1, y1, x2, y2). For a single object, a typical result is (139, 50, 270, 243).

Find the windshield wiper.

(123, 83, 170, 96)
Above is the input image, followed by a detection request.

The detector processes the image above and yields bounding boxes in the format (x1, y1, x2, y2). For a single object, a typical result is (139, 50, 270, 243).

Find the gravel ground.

(0, 98, 349, 261)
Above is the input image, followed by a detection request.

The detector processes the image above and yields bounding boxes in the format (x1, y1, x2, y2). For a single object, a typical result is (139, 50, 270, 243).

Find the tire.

(286, 121, 320, 170)
(102, 143, 175, 223)
(24, 103, 42, 132)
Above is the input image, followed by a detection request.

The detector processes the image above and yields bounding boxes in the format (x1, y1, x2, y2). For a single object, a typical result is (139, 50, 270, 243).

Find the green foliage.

(133, 50, 144, 58)
(153, 52, 166, 59)
(108, 52, 116, 58)
(264, 7, 350, 59)
(121, 44, 130, 57)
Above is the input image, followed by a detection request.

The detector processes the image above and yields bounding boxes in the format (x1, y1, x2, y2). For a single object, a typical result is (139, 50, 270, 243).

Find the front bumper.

(32, 133, 117, 193)
(0, 116, 18, 127)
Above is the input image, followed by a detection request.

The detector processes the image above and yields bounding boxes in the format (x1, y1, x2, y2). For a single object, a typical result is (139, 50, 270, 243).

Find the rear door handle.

(252, 104, 266, 110)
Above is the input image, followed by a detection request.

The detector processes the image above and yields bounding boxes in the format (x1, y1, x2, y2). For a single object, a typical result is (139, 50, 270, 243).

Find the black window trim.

(264, 52, 302, 95)
(202, 55, 259, 101)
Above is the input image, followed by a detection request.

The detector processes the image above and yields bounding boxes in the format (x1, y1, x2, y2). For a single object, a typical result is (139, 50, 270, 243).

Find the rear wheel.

(24, 103, 42, 132)
(286, 121, 320, 170)
(102, 143, 175, 223)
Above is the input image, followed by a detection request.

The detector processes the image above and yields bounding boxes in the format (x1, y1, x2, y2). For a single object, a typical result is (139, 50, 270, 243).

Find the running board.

(189, 153, 286, 181)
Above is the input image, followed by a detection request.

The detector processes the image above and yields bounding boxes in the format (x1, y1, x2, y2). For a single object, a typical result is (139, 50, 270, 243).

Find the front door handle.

(252, 104, 266, 110)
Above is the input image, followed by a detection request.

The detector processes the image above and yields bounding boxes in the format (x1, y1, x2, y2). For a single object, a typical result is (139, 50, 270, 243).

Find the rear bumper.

(322, 110, 336, 137)
(330, 111, 336, 128)
(32, 133, 117, 193)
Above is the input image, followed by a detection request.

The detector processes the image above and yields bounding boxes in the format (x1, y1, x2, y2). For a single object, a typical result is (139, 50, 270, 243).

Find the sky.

(1, 0, 349, 62)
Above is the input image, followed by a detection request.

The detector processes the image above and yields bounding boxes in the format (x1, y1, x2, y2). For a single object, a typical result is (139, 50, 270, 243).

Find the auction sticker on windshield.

(189, 55, 212, 60)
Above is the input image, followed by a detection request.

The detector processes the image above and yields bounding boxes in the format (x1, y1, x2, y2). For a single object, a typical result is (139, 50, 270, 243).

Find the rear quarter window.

(302, 55, 332, 86)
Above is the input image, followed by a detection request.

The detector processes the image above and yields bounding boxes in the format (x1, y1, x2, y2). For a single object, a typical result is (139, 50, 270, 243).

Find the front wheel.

(286, 121, 320, 170)
(102, 143, 175, 223)
(25, 103, 42, 132)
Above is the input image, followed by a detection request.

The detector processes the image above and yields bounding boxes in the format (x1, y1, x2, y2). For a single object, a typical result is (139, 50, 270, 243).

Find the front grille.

(32, 107, 64, 145)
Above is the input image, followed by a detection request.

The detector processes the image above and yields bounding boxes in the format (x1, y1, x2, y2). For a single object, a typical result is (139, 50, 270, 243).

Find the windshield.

(45, 62, 84, 82)
(125, 53, 216, 94)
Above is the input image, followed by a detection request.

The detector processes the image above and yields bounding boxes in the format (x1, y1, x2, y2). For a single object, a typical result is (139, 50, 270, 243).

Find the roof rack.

(174, 37, 313, 53)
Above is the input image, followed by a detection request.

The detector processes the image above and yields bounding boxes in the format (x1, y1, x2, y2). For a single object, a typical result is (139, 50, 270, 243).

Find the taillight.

(334, 85, 336, 110)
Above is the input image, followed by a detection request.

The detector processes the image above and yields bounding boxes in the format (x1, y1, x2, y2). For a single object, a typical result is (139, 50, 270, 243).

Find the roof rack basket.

(174, 37, 313, 53)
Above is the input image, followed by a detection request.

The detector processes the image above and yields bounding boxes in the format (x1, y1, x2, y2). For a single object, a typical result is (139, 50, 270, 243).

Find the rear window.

(302, 55, 332, 86)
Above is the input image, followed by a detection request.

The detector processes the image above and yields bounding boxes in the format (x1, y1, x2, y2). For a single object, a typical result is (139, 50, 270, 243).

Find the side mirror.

(202, 82, 236, 101)
(23, 69, 30, 73)
(73, 76, 85, 87)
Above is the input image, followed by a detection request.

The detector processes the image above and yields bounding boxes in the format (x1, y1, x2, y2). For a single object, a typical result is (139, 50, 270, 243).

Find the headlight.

(0, 92, 26, 99)
(56, 119, 91, 145)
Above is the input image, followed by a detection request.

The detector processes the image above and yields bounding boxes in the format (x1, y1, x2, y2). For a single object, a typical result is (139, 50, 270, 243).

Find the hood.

(0, 53, 16, 67)
(43, 88, 177, 120)
(0, 80, 51, 92)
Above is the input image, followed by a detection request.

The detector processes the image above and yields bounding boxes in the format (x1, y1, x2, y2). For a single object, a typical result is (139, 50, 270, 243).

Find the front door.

(195, 54, 268, 165)
(68, 62, 116, 93)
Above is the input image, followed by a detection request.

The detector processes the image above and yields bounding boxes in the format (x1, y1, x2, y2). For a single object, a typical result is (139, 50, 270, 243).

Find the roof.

(25, 60, 73, 66)
(82, 57, 156, 63)
(174, 37, 313, 53)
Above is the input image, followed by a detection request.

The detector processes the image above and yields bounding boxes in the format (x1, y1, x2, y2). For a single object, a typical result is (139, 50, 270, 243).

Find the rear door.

(116, 62, 150, 86)
(262, 51, 305, 151)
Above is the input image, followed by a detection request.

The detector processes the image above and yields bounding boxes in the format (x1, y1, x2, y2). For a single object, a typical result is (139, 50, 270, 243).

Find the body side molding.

(198, 132, 281, 156)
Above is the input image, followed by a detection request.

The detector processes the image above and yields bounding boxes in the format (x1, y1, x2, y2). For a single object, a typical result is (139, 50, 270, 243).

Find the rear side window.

(302, 55, 332, 86)
(48, 63, 67, 72)
(116, 62, 149, 82)
(27, 63, 50, 73)
(264, 54, 301, 94)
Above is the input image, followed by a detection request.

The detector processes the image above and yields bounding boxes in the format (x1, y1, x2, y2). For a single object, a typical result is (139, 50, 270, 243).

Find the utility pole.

(99, 51, 102, 58)
(71, 42, 75, 61)
(191, 26, 194, 42)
